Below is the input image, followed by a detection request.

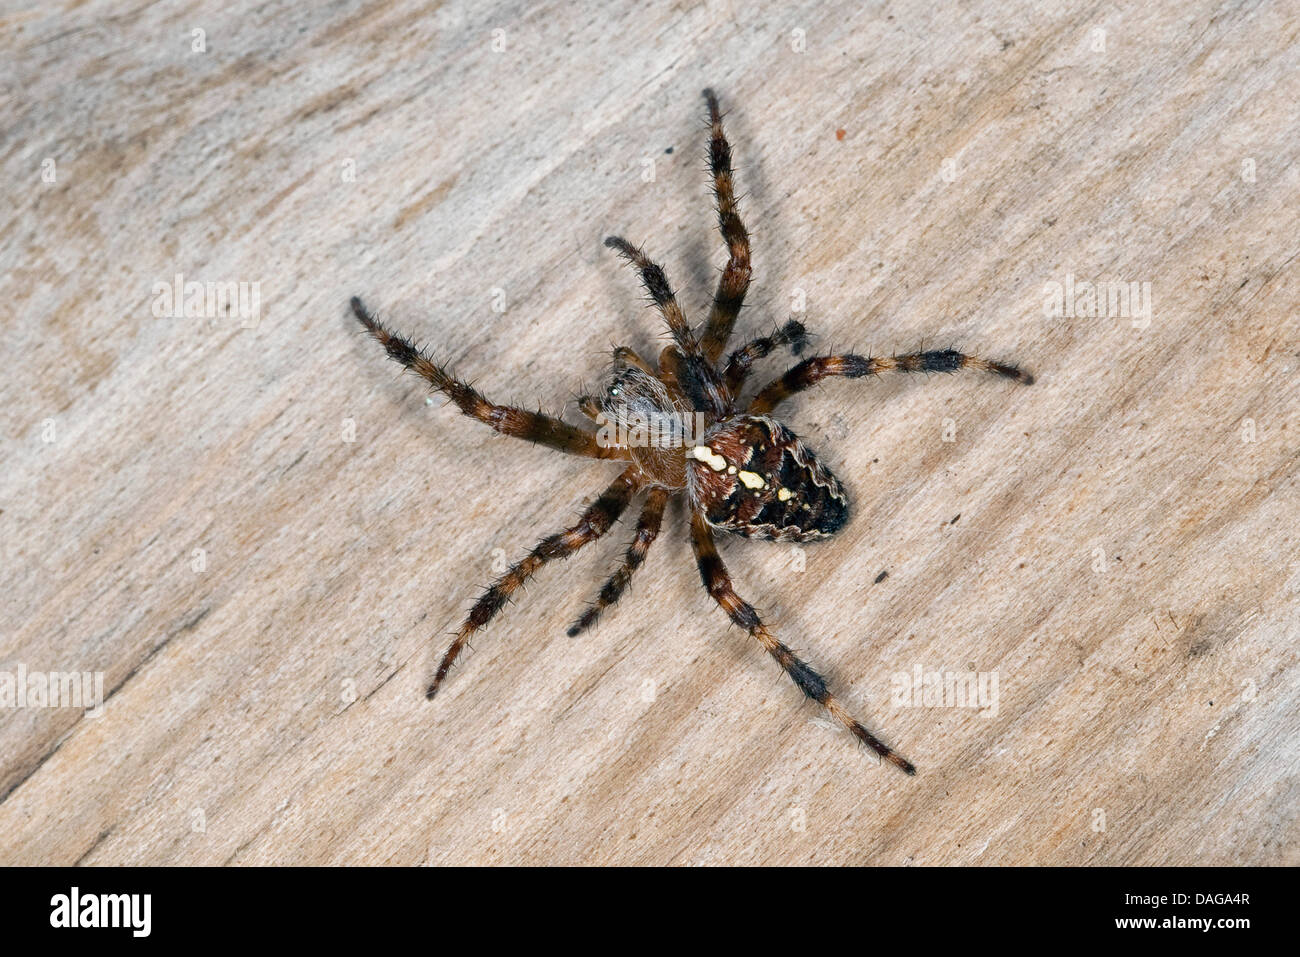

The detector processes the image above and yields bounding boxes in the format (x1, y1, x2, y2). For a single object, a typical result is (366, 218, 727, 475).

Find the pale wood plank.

(1, 0, 1296, 865)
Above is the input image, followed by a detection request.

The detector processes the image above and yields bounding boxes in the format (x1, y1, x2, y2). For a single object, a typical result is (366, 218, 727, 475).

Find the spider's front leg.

(428, 467, 640, 698)
(603, 240, 730, 416)
(689, 512, 916, 774)
(700, 89, 752, 363)
(352, 296, 624, 459)
(602, 238, 698, 354)
(749, 349, 1034, 414)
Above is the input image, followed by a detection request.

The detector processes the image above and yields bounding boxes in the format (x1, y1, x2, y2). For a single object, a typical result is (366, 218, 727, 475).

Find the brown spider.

(352, 90, 1032, 775)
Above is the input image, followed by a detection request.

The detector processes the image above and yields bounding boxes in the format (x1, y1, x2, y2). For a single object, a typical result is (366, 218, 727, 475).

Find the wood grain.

(1, 0, 1296, 865)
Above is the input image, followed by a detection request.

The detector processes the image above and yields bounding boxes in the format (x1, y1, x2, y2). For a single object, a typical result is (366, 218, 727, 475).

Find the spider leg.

(722, 318, 808, 398)
(699, 89, 752, 363)
(603, 237, 698, 354)
(428, 467, 640, 698)
(749, 349, 1034, 414)
(613, 345, 656, 375)
(353, 296, 625, 460)
(602, 239, 731, 416)
(689, 512, 916, 774)
(567, 487, 670, 637)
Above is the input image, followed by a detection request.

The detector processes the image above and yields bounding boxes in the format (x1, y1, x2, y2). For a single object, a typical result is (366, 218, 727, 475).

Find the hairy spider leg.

(602, 238, 730, 417)
(352, 296, 625, 459)
(602, 237, 698, 354)
(699, 88, 753, 364)
(749, 350, 1035, 414)
(722, 318, 808, 398)
(428, 468, 640, 698)
(567, 487, 670, 637)
(689, 512, 916, 775)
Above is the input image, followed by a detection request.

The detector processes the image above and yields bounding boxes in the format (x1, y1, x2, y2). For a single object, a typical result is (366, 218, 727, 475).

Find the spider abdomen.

(687, 415, 848, 542)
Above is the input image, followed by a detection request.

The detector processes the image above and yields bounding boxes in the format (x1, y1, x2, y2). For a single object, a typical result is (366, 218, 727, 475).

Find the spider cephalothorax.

(353, 90, 1032, 775)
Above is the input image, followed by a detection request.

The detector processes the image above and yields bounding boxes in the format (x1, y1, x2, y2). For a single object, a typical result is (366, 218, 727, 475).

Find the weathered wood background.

(1, 0, 1296, 866)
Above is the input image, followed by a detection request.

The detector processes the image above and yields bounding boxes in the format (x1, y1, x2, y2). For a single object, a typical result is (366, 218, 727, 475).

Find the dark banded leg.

(353, 297, 624, 460)
(427, 468, 639, 698)
(722, 319, 807, 397)
(749, 350, 1034, 415)
(603, 237, 699, 355)
(603, 238, 731, 416)
(700, 89, 752, 363)
(567, 487, 670, 637)
(689, 513, 915, 774)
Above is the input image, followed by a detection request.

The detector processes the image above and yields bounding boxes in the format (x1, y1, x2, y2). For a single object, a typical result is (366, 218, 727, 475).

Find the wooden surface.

(2, 0, 1296, 866)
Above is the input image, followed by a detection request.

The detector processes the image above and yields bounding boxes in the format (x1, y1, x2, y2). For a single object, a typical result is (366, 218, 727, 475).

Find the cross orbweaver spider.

(352, 90, 1032, 775)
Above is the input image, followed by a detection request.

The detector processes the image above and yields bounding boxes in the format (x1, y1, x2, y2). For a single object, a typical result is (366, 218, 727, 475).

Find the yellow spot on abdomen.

(689, 445, 729, 472)
(737, 470, 766, 490)
(777, 487, 793, 501)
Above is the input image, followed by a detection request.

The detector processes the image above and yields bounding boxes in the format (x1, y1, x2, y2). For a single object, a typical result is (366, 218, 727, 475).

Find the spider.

(352, 89, 1032, 775)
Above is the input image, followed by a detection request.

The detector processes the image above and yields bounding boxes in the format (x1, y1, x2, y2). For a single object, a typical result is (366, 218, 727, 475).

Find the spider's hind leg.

(688, 512, 916, 774)
(567, 488, 670, 637)
(427, 467, 639, 698)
